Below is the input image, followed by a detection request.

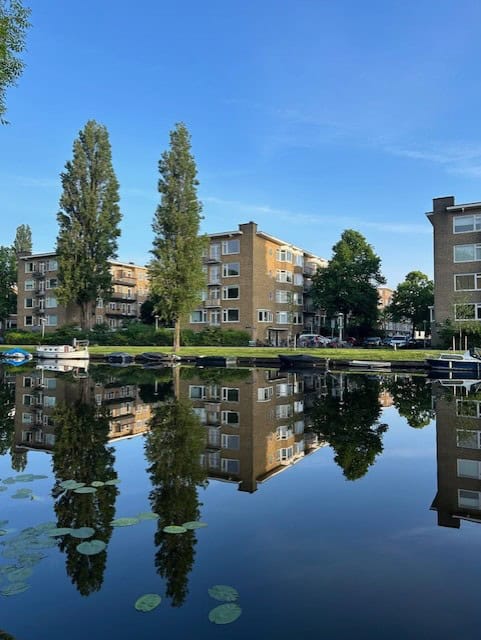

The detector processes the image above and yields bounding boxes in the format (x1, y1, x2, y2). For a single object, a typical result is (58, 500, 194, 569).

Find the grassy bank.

(0, 344, 443, 361)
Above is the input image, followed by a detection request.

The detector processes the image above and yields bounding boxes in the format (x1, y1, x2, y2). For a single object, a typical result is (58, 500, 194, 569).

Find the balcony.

(204, 298, 221, 308)
(204, 402, 221, 412)
(32, 270, 46, 278)
(208, 278, 221, 286)
(112, 274, 136, 286)
(105, 307, 136, 316)
(110, 291, 136, 301)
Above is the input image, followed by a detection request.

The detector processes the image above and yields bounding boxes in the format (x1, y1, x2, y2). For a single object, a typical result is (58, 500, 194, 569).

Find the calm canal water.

(0, 362, 480, 639)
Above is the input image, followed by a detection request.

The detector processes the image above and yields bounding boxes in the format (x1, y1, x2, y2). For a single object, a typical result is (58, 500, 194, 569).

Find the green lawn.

(0, 344, 443, 361)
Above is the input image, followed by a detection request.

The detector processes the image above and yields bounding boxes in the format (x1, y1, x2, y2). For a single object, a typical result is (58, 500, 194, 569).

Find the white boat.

(36, 358, 89, 373)
(36, 339, 89, 360)
(348, 360, 391, 370)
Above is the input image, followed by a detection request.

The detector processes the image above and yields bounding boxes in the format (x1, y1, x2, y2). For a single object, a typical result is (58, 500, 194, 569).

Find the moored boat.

(278, 354, 327, 369)
(106, 352, 135, 365)
(1, 348, 33, 362)
(426, 350, 481, 375)
(348, 360, 391, 370)
(36, 339, 89, 360)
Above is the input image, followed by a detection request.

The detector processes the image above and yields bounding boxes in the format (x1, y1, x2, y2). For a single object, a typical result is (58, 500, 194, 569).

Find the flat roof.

(19, 253, 147, 268)
(446, 201, 481, 212)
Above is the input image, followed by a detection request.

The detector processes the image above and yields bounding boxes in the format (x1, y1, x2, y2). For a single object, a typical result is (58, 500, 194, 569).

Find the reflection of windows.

(277, 446, 294, 461)
(24, 316, 33, 326)
(294, 420, 304, 434)
(209, 244, 221, 260)
(276, 425, 293, 440)
(189, 385, 206, 399)
(222, 388, 239, 402)
(221, 458, 240, 473)
(22, 413, 32, 424)
(276, 270, 293, 283)
(24, 298, 34, 308)
(221, 410, 239, 425)
(193, 408, 207, 423)
(221, 434, 240, 449)
(453, 303, 481, 321)
(456, 429, 481, 449)
(43, 396, 56, 407)
(276, 249, 293, 263)
(275, 290, 291, 303)
(457, 459, 481, 479)
(25, 279, 34, 291)
(456, 400, 481, 418)
(294, 400, 304, 413)
(454, 273, 481, 291)
(458, 489, 481, 509)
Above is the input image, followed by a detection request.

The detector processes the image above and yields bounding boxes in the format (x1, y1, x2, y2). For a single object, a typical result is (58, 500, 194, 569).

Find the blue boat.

(1, 348, 33, 363)
(426, 350, 481, 375)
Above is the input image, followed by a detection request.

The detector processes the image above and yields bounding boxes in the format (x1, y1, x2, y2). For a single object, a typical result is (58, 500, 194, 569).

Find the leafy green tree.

(310, 375, 388, 480)
(13, 223, 31, 255)
(311, 229, 385, 333)
(383, 376, 434, 429)
(388, 271, 433, 337)
(0, 0, 30, 124)
(0, 246, 17, 331)
(52, 392, 117, 596)
(149, 123, 206, 352)
(145, 398, 207, 606)
(56, 120, 122, 330)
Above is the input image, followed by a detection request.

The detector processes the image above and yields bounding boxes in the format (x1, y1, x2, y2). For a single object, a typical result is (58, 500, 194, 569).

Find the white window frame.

(221, 433, 240, 449)
(222, 285, 240, 300)
(456, 429, 481, 449)
(221, 410, 239, 426)
(257, 309, 273, 322)
(222, 262, 240, 277)
(257, 387, 273, 401)
(454, 303, 481, 321)
(189, 385, 206, 400)
(276, 269, 293, 283)
(457, 458, 481, 479)
(454, 244, 481, 263)
(453, 214, 481, 234)
(222, 308, 239, 322)
(190, 309, 207, 323)
(221, 387, 239, 402)
(221, 458, 240, 473)
(221, 239, 240, 255)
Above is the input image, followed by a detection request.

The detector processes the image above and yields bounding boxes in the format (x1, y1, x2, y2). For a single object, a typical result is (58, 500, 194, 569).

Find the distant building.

(187, 222, 327, 345)
(427, 196, 481, 345)
(377, 286, 411, 336)
(16, 252, 149, 332)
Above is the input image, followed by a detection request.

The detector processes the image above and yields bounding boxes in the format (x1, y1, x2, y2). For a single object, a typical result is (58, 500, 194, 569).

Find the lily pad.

(104, 479, 121, 486)
(70, 527, 95, 539)
(32, 475, 48, 480)
(76, 540, 106, 555)
(208, 585, 239, 602)
(73, 486, 97, 494)
(46, 528, 73, 537)
(14, 474, 35, 482)
(59, 480, 85, 490)
(0, 486, 8, 492)
(112, 517, 139, 527)
(2, 478, 16, 485)
(137, 512, 160, 521)
(7, 567, 32, 582)
(11, 489, 32, 499)
(182, 521, 208, 530)
(91, 481, 105, 487)
(208, 603, 242, 625)
(134, 593, 162, 612)
(163, 525, 187, 534)
(0, 582, 29, 596)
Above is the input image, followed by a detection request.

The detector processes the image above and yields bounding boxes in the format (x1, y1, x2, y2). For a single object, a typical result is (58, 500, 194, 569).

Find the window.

(276, 249, 293, 262)
(209, 243, 221, 260)
(46, 315, 57, 326)
(223, 262, 240, 277)
(25, 316, 33, 326)
(456, 400, 480, 418)
(23, 377, 32, 388)
(45, 297, 57, 308)
(295, 254, 304, 267)
(276, 425, 293, 440)
(458, 489, 481, 510)
(222, 285, 239, 300)
(456, 429, 481, 448)
(276, 383, 292, 397)
(210, 310, 221, 325)
(209, 265, 221, 283)
(208, 287, 220, 300)
(190, 310, 207, 323)
(275, 290, 291, 303)
(43, 396, 56, 407)
(45, 378, 57, 390)
(24, 298, 34, 308)
(293, 292, 303, 305)
(21, 413, 32, 424)
(454, 303, 481, 321)
(222, 308, 239, 322)
(222, 239, 240, 255)
(454, 244, 481, 263)
(221, 410, 239, 425)
(292, 312, 303, 324)
(276, 270, 293, 283)
(22, 394, 33, 406)
(294, 400, 304, 413)
(294, 420, 304, 434)
(277, 446, 294, 461)
(193, 408, 207, 423)
(457, 459, 481, 479)
(25, 262, 34, 273)
(257, 387, 273, 401)
(221, 434, 240, 449)
(97, 298, 104, 308)
(454, 214, 481, 233)
(46, 278, 58, 289)
(221, 458, 240, 473)
(276, 404, 293, 418)
(222, 388, 239, 402)
(276, 311, 291, 324)
(294, 273, 303, 285)
(24, 279, 34, 291)
(257, 309, 273, 322)
(189, 386, 206, 399)
(48, 259, 58, 271)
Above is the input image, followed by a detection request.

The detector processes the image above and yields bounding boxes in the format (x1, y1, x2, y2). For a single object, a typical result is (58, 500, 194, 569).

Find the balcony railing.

(204, 298, 221, 308)
(112, 275, 136, 285)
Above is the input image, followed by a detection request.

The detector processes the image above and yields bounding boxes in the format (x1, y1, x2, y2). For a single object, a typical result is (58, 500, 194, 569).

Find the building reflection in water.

(431, 379, 481, 529)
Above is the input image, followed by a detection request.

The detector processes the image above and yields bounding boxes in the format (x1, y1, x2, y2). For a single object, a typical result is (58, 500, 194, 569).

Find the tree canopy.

(149, 123, 206, 352)
(0, 0, 30, 124)
(13, 223, 31, 255)
(311, 229, 385, 331)
(56, 120, 121, 330)
(388, 271, 433, 336)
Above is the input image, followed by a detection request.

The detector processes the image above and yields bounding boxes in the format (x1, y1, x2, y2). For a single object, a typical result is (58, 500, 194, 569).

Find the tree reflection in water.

(52, 397, 117, 596)
(384, 375, 435, 429)
(0, 374, 23, 470)
(311, 374, 388, 480)
(145, 398, 207, 607)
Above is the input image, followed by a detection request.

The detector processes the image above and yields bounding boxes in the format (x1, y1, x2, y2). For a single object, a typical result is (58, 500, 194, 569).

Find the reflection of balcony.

(204, 298, 220, 308)
(208, 279, 221, 286)
(32, 270, 46, 278)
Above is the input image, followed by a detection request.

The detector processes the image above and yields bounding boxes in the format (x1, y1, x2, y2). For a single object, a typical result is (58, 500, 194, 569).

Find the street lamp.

(154, 315, 159, 331)
(337, 312, 344, 343)
(423, 319, 427, 348)
(39, 317, 46, 339)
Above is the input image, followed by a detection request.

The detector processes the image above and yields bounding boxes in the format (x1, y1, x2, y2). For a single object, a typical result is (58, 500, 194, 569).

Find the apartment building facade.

(17, 252, 149, 332)
(428, 196, 481, 345)
(188, 222, 327, 345)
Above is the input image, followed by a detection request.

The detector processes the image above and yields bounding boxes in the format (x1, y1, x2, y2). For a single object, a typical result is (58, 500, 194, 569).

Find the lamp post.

(154, 315, 159, 331)
(337, 312, 344, 343)
(39, 317, 46, 339)
(423, 319, 427, 348)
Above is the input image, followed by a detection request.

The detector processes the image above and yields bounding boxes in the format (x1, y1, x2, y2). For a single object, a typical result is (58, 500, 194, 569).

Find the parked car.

(387, 336, 409, 348)
(327, 337, 353, 348)
(363, 337, 382, 347)
(297, 334, 331, 347)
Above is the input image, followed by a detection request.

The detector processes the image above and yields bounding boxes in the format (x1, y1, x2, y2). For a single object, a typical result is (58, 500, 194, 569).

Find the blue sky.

(2, 0, 481, 288)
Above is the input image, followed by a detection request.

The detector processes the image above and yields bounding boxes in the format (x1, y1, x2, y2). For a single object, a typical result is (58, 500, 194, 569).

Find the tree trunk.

(173, 319, 181, 353)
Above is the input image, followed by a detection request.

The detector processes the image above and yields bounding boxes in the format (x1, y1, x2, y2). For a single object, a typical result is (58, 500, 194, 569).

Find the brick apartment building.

(427, 196, 481, 345)
(187, 222, 327, 345)
(16, 252, 149, 332)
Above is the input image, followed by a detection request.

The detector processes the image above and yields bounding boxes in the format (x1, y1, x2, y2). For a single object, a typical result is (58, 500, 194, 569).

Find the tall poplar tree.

(56, 120, 121, 330)
(13, 223, 31, 254)
(0, 245, 16, 330)
(149, 123, 206, 353)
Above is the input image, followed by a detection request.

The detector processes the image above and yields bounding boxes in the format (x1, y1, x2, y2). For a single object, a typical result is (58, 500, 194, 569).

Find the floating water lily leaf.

(46, 528, 73, 537)
(208, 585, 239, 602)
(104, 479, 120, 486)
(163, 525, 187, 534)
(2, 478, 16, 485)
(76, 540, 106, 555)
(28, 537, 57, 549)
(1, 582, 29, 596)
(7, 567, 32, 582)
(208, 603, 242, 625)
(14, 474, 35, 482)
(73, 486, 97, 494)
(137, 512, 160, 521)
(111, 517, 139, 527)
(0, 530, 8, 537)
(11, 489, 32, 499)
(70, 527, 95, 539)
(91, 481, 105, 487)
(0, 486, 8, 492)
(182, 521, 208, 530)
(17, 552, 46, 566)
(33, 522, 56, 533)
(59, 480, 85, 490)
(134, 593, 162, 612)
(32, 475, 48, 480)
